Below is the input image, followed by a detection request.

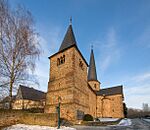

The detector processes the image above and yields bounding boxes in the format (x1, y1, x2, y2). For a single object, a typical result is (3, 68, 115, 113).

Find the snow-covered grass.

(98, 118, 119, 122)
(117, 118, 132, 126)
(2, 124, 76, 130)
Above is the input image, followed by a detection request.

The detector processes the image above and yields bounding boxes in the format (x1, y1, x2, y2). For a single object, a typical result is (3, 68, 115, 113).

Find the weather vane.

(70, 17, 72, 25)
(91, 44, 93, 49)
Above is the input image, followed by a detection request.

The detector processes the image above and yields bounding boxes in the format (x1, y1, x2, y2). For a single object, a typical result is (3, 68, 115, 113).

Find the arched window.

(60, 56, 63, 64)
(57, 58, 60, 66)
(79, 59, 84, 70)
(94, 84, 96, 89)
(63, 55, 65, 63)
(57, 55, 65, 66)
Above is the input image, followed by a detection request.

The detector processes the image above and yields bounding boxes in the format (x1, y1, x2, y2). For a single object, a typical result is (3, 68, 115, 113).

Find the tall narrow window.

(60, 56, 63, 64)
(94, 84, 96, 89)
(57, 58, 60, 66)
(63, 55, 65, 63)
(79, 59, 84, 70)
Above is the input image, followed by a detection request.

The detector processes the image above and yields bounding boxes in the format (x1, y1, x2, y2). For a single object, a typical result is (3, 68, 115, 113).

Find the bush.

(83, 114, 93, 121)
(94, 118, 100, 122)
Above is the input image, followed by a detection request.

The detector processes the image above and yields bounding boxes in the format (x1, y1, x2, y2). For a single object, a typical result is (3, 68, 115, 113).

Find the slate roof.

(19, 85, 46, 101)
(88, 49, 98, 81)
(59, 24, 77, 52)
(96, 85, 123, 96)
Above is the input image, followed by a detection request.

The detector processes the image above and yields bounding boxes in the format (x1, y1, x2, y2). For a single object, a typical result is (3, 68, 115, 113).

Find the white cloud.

(100, 55, 112, 72)
(131, 72, 150, 83)
(136, 26, 150, 48)
(122, 71, 150, 86)
(38, 27, 62, 57)
(95, 27, 121, 73)
(123, 71, 150, 109)
(125, 86, 150, 109)
(34, 27, 62, 92)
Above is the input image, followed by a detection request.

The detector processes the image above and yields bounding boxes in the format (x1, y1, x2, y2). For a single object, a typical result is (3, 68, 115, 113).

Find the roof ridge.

(102, 85, 123, 90)
(19, 85, 45, 93)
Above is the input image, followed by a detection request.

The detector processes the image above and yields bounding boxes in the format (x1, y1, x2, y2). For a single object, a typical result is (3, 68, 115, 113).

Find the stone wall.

(0, 110, 57, 128)
(13, 99, 45, 109)
(96, 94, 124, 118)
(88, 86, 97, 117)
(73, 48, 89, 119)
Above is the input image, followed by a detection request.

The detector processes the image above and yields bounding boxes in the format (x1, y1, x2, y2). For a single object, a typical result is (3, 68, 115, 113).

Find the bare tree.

(0, 0, 40, 108)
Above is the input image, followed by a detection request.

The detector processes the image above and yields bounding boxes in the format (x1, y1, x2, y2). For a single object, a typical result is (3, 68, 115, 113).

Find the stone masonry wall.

(45, 47, 76, 120)
(13, 99, 44, 109)
(73, 48, 90, 119)
(88, 81, 100, 91)
(96, 94, 124, 118)
(88, 87, 97, 117)
(0, 110, 57, 127)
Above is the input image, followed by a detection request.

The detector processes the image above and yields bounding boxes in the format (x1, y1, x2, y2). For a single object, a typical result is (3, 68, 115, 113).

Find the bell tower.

(45, 20, 89, 121)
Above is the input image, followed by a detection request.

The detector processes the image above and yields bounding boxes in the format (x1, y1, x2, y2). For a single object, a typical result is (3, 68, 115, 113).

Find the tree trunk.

(9, 81, 13, 109)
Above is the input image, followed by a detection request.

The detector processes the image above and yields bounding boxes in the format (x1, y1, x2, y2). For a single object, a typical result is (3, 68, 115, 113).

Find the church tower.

(88, 48, 100, 91)
(45, 21, 89, 121)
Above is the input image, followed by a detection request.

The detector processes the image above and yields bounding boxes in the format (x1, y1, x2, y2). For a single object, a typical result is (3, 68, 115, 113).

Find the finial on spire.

(91, 44, 93, 50)
(70, 17, 72, 25)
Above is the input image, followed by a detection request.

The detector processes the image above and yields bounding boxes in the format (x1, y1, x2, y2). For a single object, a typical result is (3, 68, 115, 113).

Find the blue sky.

(11, 0, 150, 109)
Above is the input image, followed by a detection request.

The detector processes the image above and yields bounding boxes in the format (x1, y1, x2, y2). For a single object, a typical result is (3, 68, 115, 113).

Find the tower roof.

(49, 21, 88, 66)
(88, 49, 98, 81)
(59, 24, 77, 52)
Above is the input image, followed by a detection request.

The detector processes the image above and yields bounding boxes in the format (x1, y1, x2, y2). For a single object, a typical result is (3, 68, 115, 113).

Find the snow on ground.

(117, 118, 132, 126)
(98, 118, 119, 122)
(2, 124, 76, 130)
(143, 118, 150, 123)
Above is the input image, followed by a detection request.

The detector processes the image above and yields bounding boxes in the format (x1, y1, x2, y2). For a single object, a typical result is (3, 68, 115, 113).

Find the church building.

(45, 21, 124, 121)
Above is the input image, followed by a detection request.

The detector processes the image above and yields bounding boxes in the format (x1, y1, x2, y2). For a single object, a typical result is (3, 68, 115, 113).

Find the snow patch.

(143, 118, 150, 123)
(3, 124, 76, 130)
(117, 118, 132, 126)
(98, 118, 119, 122)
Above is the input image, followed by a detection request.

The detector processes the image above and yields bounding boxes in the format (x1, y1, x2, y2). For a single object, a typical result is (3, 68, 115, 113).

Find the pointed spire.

(59, 18, 77, 52)
(88, 47, 98, 81)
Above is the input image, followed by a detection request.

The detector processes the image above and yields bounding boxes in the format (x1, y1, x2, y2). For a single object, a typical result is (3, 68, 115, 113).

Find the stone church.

(45, 22, 124, 121)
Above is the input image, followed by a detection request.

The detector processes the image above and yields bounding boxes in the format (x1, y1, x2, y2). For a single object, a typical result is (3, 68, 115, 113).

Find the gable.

(16, 87, 23, 99)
